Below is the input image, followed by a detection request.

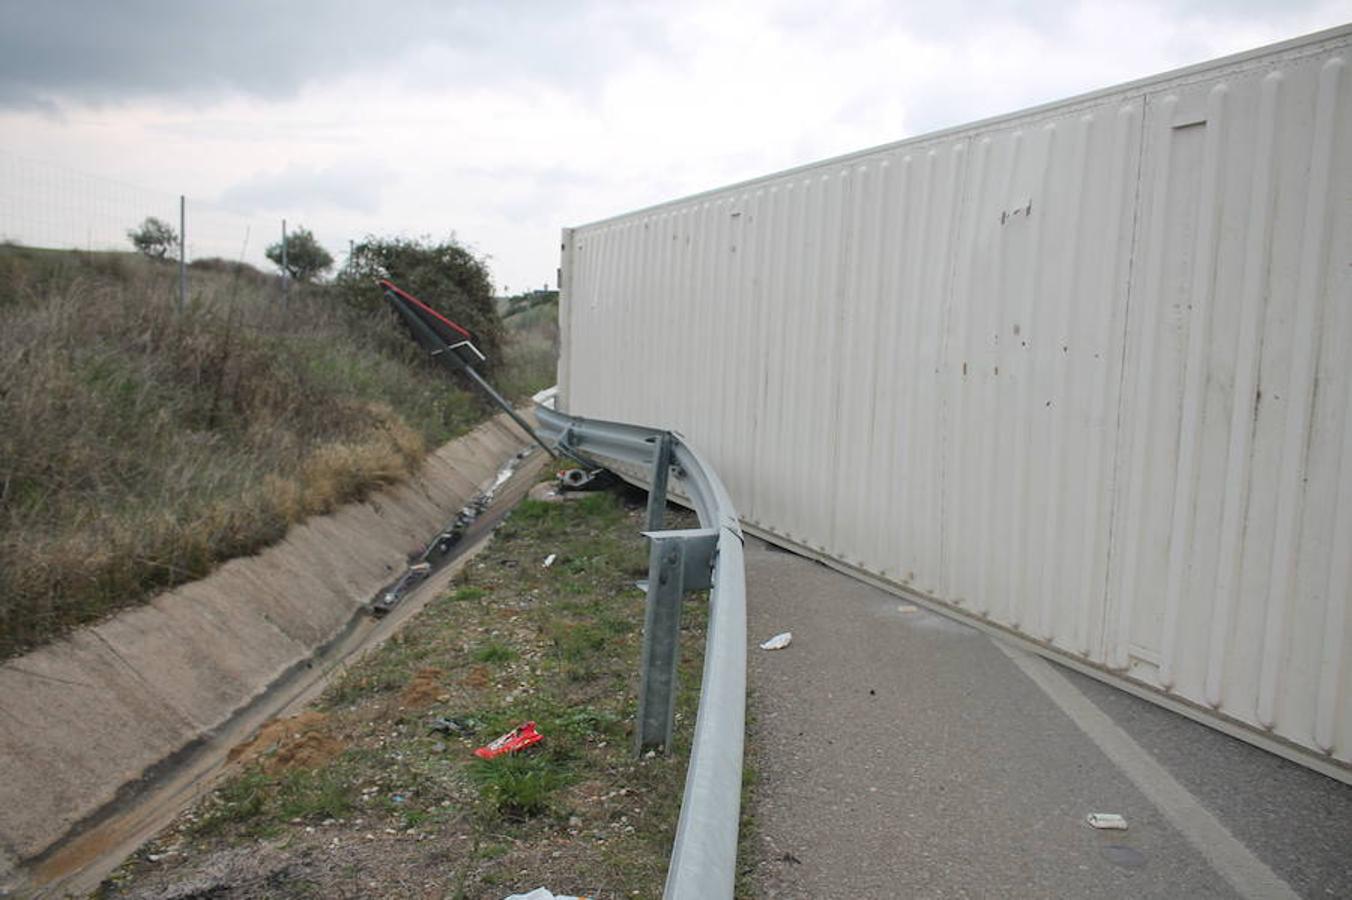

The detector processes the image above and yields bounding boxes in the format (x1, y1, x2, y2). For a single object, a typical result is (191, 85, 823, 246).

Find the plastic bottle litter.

(1086, 813, 1128, 830)
(759, 632, 793, 651)
(474, 721, 544, 759)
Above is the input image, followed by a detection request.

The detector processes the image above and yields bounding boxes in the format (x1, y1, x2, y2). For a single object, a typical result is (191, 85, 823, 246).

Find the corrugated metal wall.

(558, 27, 1352, 778)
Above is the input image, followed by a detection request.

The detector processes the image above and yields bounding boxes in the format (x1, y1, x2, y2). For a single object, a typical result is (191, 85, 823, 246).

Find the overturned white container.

(557, 26, 1352, 781)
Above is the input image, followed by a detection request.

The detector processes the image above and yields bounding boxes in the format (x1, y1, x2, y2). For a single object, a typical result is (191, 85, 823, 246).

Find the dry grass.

(0, 245, 551, 658)
(496, 300, 560, 402)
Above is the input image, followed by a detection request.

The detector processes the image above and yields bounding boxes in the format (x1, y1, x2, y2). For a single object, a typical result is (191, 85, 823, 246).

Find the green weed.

(473, 640, 517, 664)
(467, 753, 572, 819)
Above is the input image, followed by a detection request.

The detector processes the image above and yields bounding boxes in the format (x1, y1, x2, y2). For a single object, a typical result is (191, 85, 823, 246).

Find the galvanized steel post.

(646, 432, 672, 532)
(636, 533, 687, 753)
(281, 218, 289, 304)
(177, 195, 186, 312)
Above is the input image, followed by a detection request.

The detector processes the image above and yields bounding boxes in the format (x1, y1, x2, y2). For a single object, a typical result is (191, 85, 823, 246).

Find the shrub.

(336, 236, 504, 375)
(266, 226, 334, 282)
(126, 216, 178, 260)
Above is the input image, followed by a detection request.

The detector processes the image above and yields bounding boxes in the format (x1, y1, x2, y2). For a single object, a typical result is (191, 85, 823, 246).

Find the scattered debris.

(543, 553, 557, 568)
(759, 632, 793, 651)
(780, 851, 802, 865)
(1086, 813, 1128, 830)
(370, 448, 534, 616)
(429, 715, 480, 737)
(373, 562, 432, 615)
(558, 467, 616, 492)
(898, 604, 919, 614)
(503, 889, 587, 900)
(474, 721, 543, 759)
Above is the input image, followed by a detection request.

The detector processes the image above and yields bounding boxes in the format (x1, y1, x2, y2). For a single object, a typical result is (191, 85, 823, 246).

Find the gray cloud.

(0, 0, 671, 109)
(218, 161, 394, 213)
(0, 0, 1328, 111)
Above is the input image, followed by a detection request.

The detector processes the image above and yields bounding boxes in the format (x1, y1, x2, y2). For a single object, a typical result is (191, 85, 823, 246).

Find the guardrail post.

(637, 533, 686, 753)
(646, 432, 672, 532)
(635, 526, 717, 756)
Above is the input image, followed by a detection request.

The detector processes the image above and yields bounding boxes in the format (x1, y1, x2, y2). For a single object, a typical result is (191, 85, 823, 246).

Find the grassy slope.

(496, 298, 559, 402)
(0, 246, 557, 658)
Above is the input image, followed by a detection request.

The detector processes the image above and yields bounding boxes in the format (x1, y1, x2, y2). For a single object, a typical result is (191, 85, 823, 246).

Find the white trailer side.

(559, 25, 1352, 780)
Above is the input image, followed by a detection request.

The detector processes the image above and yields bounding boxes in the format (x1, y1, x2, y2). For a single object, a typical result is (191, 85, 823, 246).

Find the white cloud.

(0, 0, 1345, 291)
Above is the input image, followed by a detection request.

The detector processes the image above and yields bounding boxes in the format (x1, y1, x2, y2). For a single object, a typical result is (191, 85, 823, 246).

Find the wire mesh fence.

(0, 148, 334, 278)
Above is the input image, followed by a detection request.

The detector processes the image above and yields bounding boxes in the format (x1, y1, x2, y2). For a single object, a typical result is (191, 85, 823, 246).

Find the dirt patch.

(398, 667, 449, 708)
(461, 664, 491, 690)
(225, 712, 344, 775)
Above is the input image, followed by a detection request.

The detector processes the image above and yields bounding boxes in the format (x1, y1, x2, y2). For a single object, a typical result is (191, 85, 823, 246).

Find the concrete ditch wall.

(0, 414, 529, 880)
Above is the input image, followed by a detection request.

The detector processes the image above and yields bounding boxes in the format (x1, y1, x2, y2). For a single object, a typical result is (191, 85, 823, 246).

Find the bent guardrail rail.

(534, 405, 746, 900)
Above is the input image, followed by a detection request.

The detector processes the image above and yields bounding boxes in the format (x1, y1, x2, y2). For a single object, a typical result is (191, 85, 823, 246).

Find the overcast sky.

(0, 0, 1346, 292)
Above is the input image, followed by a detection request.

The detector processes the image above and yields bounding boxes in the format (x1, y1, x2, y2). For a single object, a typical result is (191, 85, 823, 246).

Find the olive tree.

(265, 226, 334, 282)
(126, 216, 178, 259)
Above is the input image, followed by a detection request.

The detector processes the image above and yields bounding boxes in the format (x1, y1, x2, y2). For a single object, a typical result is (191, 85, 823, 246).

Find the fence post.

(281, 218, 289, 305)
(178, 195, 186, 312)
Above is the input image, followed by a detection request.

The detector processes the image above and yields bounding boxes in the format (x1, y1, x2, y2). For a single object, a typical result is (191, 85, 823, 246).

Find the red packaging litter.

(474, 721, 543, 759)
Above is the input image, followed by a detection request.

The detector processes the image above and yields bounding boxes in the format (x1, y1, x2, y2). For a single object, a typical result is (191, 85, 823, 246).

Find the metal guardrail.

(534, 405, 747, 900)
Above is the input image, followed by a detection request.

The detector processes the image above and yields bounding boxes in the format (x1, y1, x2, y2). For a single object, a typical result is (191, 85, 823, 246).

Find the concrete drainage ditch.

(0, 412, 542, 897)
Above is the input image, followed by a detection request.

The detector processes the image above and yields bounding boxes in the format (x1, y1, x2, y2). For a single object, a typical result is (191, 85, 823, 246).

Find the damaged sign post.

(378, 279, 591, 468)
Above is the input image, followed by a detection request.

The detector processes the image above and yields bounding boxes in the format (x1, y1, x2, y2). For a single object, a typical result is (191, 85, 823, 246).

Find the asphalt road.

(742, 538, 1352, 899)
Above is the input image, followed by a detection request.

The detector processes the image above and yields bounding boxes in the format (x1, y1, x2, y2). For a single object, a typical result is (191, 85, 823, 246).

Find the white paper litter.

(897, 604, 919, 614)
(542, 554, 557, 568)
(759, 632, 793, 651)
(503, 890, 583, 900)
(1086, 813, 1128, 830)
